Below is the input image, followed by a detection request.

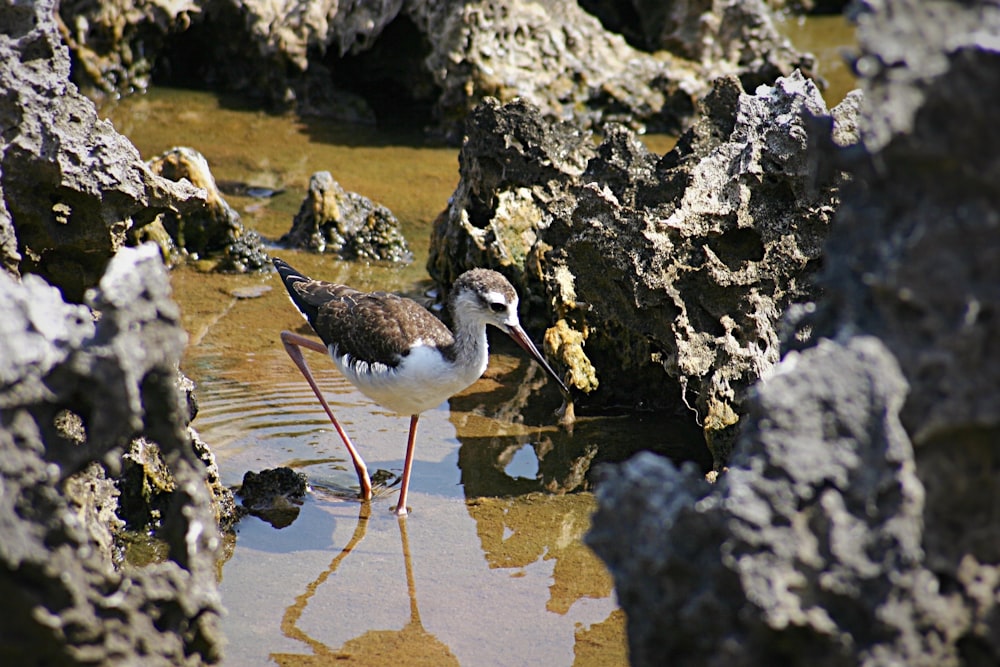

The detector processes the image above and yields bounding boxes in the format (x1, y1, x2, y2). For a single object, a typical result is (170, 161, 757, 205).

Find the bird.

(272, 257, 568, 516)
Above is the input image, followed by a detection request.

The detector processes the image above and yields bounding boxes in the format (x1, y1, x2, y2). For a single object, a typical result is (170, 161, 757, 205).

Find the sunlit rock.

(430, 73, 852, 466)
(280, 170, 412, 264)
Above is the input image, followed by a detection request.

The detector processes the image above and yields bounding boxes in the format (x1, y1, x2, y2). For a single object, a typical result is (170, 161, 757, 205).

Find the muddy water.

(100, 19, 855, 663)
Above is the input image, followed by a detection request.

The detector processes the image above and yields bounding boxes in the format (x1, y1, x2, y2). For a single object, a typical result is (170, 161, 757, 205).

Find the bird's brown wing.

(310, 287, 454, 367)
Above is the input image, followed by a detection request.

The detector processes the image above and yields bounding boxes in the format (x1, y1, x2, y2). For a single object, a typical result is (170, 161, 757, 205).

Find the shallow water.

(101, 89, 708, 666)
(100, 17, 856, 661)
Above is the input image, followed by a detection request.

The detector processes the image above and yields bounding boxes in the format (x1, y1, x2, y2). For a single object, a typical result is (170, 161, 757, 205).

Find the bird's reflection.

(271, 505, 457, 665)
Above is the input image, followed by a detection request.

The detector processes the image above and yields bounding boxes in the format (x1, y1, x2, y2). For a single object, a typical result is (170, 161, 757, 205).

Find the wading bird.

(273, 258, 567, 516)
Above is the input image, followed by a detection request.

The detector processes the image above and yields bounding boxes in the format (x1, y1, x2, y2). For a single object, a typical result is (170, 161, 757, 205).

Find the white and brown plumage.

(273, 258, 567, 516)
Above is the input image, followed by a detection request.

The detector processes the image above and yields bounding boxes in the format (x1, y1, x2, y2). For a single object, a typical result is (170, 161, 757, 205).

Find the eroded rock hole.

(708, 227, 765, 270)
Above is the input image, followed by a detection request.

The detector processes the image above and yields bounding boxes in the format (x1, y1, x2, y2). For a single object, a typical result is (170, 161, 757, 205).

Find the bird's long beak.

(505, 324, 569, 394)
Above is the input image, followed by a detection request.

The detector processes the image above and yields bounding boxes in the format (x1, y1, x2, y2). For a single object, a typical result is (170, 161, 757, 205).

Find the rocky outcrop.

(589, 337, 932, 666)
(58, 0, 816, 142)
(404, 0, 707, 142)
(587, 0, 1000, 664)
(430, 72, 853, 465)
(579, 0, 817, 91)
(144, 146, 271, 272)
(279, 170, 412, 263)
(0, 0, 206, 302)
(57, 0, 199, 97)
(0, 245, 226, 665)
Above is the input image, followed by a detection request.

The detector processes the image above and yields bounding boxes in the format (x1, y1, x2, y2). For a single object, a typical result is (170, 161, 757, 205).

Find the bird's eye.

(489, 302, 506, 313)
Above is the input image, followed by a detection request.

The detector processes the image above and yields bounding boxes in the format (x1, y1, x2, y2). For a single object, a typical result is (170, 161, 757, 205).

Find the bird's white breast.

(331, 342, 488, 416)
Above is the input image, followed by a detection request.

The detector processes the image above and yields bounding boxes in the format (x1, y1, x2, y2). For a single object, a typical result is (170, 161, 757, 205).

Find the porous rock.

(588, 0, 1000, 663)
(430, 72, 852, 465)
(57, 0, 199, 97)
(580, 0, 817, 91)
(404, 0, 707, 142)
(238, 467, 309, 529)
(588, 337, 950, 666)
(145, 146, 271, 272)
(0, 0, 205, 302)
(0, 245, 226, 665)
(280, 170, 412, 263)
(58, 0, 817, 144)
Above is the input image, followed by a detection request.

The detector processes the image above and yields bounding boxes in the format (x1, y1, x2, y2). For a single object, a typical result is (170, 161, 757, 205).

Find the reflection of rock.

(279, 171, 412, 264)
(238, 467, 309, 529)
(573, 608, 628, 666)
(588, 1, 1000, 664)
(0, 245, 226, 664)
(468, 494, 613, 616)
(145, 146, 272, 272)
(1, 0, 205, 301)
(432, 76, 853, 466)
(453, 345, 710, 498)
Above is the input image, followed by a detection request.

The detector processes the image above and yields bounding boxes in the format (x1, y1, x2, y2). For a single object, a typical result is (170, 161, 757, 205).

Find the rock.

(280, 171, 412, 263)
(405, 0, 708, 142)
(0, 0, 206, 302)
(238, 467, 309, 529)
(58, 1, 818, 143)
(145, 146, 272, 272)
(580, 0, 817, 91)
(0, 171, 17, 276)
(588, 337, 943, 666)
(0, 244, 226, 664)
(430, 74, 851, 466)
(57, 0, 199, 97)
(588, 0, 1000, 663)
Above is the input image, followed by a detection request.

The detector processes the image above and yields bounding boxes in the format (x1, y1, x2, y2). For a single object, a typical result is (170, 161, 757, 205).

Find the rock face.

(0, 245, 226, 665)
(280, 171, 412, 263)
(404, 0, 707, 142)
(57, 0, 199, 97)
(587, 0, 1000, 664)
(58, 0, 815, 142)
(0, 0, 206, 302)
(430, 73, 852, 465)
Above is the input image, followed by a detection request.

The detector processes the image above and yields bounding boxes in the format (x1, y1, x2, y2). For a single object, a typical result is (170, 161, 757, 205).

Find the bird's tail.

(272, 257, 321, 324)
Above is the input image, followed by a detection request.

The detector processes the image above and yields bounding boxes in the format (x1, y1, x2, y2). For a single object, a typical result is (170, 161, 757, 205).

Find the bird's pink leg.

(280, 330, 372, 500)
(394, 415, 420, 517)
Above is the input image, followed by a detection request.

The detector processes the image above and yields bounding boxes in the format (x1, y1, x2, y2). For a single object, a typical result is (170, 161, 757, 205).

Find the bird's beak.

(505, 324, 569, 394)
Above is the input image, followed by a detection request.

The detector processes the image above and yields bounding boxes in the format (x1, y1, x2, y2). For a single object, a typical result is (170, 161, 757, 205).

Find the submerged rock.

(0, 245, 227, 664)
(430, 73, 852, 466)
(238, 467, 309, 529)
(588, 0, 1000, 663)
(280, 170, 412, 263)
(145, 146, 272, 272)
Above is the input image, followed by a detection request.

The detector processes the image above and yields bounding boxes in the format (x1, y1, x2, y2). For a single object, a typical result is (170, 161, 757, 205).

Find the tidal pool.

(102, 88, 708, 666)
